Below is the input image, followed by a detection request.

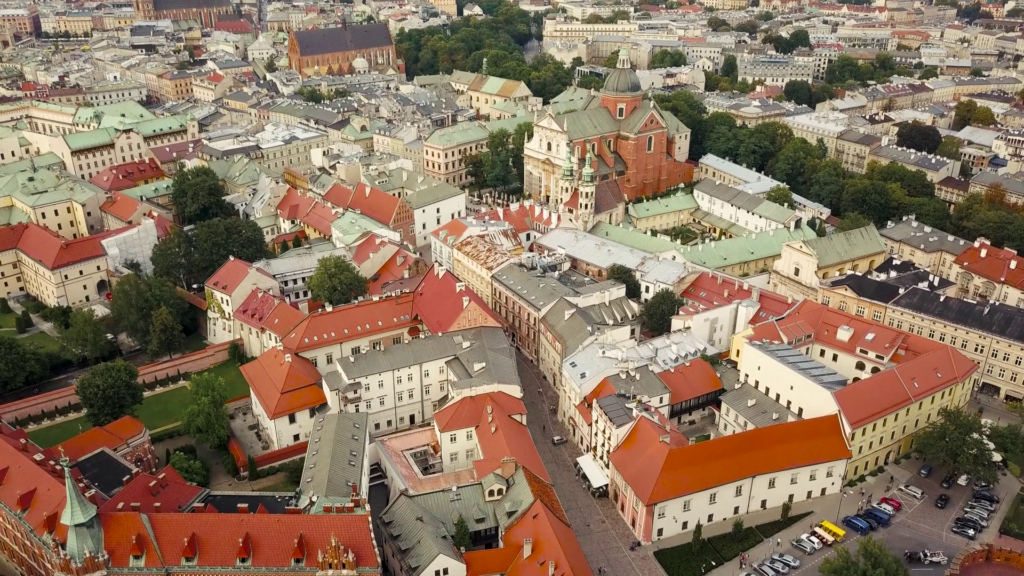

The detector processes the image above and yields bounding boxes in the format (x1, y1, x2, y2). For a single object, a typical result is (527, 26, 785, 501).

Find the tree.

(182, 372, 230, 448)
(649, 49, 687, 68)
(75, 360, 143, 427)
(111, 275, 190, 349)
(58, 309, 113, 364)
(953, 99, 979, 130)
(308, 255, 369, 306)
(604, 50, 620, 68)
(781, 500, 792, 521)
(896, 121, 942, 153)
(247, 454, 258, 478)
(148, 306, 186, 360)
(0, 298, 10, 314)
(865, 161, 935, 199)
(642, 289, 682, 336)
(973, 106, 996, 126)
(607, 264, 641, 299)
(731, 518, 744, 539)
(970, 67, 985, 77)
(264, 59, 277, 73)
(842, 180, 905, 226)
(279, 238, 290, 252)
(0, 336, 33, 392)
(936, 136, 962, 161)
(40, 305, 72, 329)
(169, 166, 233, 225)
(918, 66, 939, 80)
(782, 80, 812, 107)
(692, 520, 703, 549)
(820, 536, 908, 576)
(757, 10, 774, 20)
(707, 16, 730, 31)
(720, 54, 738, 81)
(766, 137, 825, 197)
(453, 514, 472, 551)
(914, 407, 999, 485)
(169, 451, 209, 486)
(837, 212, 872, 233)
(20, 309, 32, 328)
(733, 20, 759, 35)
(153, 219, 269, 288)
(765, 186, 794, 209)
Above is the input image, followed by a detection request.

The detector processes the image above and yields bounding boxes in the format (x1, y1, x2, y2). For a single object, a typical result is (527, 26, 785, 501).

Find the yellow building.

(770, 226, 887, 301)
(452, 236, 511, 308)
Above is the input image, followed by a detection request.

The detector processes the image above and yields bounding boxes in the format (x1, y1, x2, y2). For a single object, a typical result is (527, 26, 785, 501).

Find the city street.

(517, 353, 666, 576)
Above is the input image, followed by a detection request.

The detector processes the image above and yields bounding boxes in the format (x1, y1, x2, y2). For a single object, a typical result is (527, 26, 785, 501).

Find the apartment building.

(205, 257, 280, 344)
(945, 239, 1024, 304)
(817, 259, 956, 323)
(784, 112, 857, 155)
(609, 415, 850, 543)
(0, 165, 105, 240)
(878, 216, 969, 277)
(492, 265, 577, 363)
(0, 7, 39, 38)
(736, 54, 813, 86)
(888, 288, 1024, 402)
(833, 130, 883, 173)
(452, 236, 511, 308)
(365, 165, 466, 247)
(868, 145, 961, 182)
(626, 192, 697, 232)
(693, 179, 799, 235)
(730, 301, 979, 479)
(203, 122, 327, 174)
(84, 82, 148, 105)
(968, 171, 1024, 206)
(770, 226, 888, 301)
(422, 121, 488, 187)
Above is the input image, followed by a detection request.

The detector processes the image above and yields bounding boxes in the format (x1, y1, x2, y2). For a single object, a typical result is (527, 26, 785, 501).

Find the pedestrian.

(890, 475, 894, 483)
(543, 424, 546, 432)
(777, 538, 781, 547)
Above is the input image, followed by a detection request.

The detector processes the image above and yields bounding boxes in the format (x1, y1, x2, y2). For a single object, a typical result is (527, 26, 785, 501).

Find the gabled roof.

(58, 416, 145, 462)
(205, 256, 272, 294)
(656, 360, 724, 405)
(610, 415, 850, 505)
(291, 23, 394, 57)
(953, 239, 1024, 288)
(0, 426, 71, 541)
(235, 289, 286, 329)
(433, 392, 549, 482)
(1, 223, 123, 270)
(500, 499, 593, 576)
(282, 293, 416, 353)
(323, 182, 402, 228)
(99, 466, 204, 514)
(100, 192, 143, 221)
(799, 225, 886, 267)
(241, 347, 326, 419)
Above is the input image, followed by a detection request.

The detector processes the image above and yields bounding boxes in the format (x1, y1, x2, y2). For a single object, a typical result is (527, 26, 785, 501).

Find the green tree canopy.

(170, 166, 233, 225)
(182, 372, 231, 448)
(896, 121, 942, 153)
(0, 336, 35, 392)
(58, 308, 112, 364)
(837, 212, 872, 232)
(765, 186, 794, 208)
(642, 289, 682, 336)
(918, 66, 939, 80)
(936, 136, 962, 160)
(604, 50, 620, 69)
(819, 535, 908, 576)
(148, 305, 186, 360)
(720, 54, 738, 80)
(152, 219, 269, 289)
(733, 20, 759, 35)
(607, 264, 641, 299)
(169, 451, 209, 486)
(650, 49, 687, 68)
(308, 255, 369, 306)
(782, 80, 812, 107)
(111, 274, 190, 350)
(75, 360, 143, 427)
(453, 514, 472, 551)
(914, 407, 999, 485)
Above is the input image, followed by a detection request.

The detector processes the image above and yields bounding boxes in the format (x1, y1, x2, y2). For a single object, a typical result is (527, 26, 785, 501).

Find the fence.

(0, 340, 242, 423)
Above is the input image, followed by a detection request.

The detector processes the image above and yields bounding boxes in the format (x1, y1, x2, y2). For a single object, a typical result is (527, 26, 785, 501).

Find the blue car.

(842, 515, 871, 535)
(862, 508, 891, 527)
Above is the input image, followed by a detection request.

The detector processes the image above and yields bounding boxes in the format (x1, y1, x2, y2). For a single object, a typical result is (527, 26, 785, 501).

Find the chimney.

(660, 434, 671, 443)
(500, 457, 516, 478)
(153, 502, 161, 512)
(285, 354, 292, 363)
(237, 503, 249, 513)
(523, 539, 533, 559)
(1013, 260, 1018, 270)
(982, 248, 988, 258)
(549, 561, 556, 576)
(747, 398, 756, 407)
(130, 502, 140, 511)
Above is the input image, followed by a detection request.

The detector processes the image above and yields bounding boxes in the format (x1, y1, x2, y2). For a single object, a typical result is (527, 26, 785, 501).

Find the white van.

(897, 483, 926, 500)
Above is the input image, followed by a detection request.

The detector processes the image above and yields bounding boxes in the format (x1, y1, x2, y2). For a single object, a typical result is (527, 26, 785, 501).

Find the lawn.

(256, 477, 298, 493)
(654, 542, 724, 576)
(27, 417, 93, 448)
(1000, 493, 1024, 539)
(755, 511, 813, 539)
(0, 311, 16, 331)
(195, 361, 248, 399)
(20, 331, 60, 352)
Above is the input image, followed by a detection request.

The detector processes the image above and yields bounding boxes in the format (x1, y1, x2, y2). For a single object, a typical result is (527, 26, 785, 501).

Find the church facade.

(523, 52, 693, 206)
(131, 0, 233, 27)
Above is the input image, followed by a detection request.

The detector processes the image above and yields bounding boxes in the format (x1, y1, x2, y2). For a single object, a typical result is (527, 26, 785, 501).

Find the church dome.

(353, 57, 369, 72)
(601, 50, 642, 96)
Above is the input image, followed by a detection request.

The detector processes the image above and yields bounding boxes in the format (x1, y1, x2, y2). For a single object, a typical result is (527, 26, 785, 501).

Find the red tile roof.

(465, 547, 521, 576)
(205, 256, 272, 295)
(235, 289, 286, 329)
(264, 300, 307, 339)
(434, 392, 549, 482)
(834, 346, 978, 429)
(101, 513, 164, 568)
(656, 360, 724, 405)
(206, 72, 226, 83)
(300, 199, 339, 237)
(241, 347, 326, 419)
(58, 416, 146, 462)
(679, 271, 794, 325)
(282, 293, 416, 353)
(100, 192, 143, 221)
(431, 218, 469, 246)
(610, 415, 851, 505)
(90, 159, 165, 192)
(0, 429, 69, 541)
(323, 182, 401, 227)
(367, 249, 418, 295)
(954, 240, 1024, 289)
(99, 466, 204, 514)
(413, 265, 501, 334)
(501, 500, 593, 576)
(214, 20, 254, 34)
(0, 223, 124, 270)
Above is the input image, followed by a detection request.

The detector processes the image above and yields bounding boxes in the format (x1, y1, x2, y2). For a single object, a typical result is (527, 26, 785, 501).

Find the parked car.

(935, 494, 950, 509)
(919, 464, 933, 477)
(863, 508, 891, 527)
(957, 474, 971, 486)
(963, 505, 991, 519)
(842, 515, 871, 536)
(791, 538, 815, 555)
(765, 559, 790, 574)
(551, 435, 567, 445)
(968, 499, 997, 512)
(855, 514, 879, 530)
(940, 473, 955, 488)
(799, 533, 823, 550)
(872, 502, 896, 515)
(898, 483, 926, 500)
(974, 480, 993, 491)
(973, 490, 1000, 504)
(771, 553, 800, 569)
(753, 564, 778, 576)
(951, 525, 978, 540)
(963, 511, 989, 527)
(880, 496, 903, 511)
(954, 517, 985, 532)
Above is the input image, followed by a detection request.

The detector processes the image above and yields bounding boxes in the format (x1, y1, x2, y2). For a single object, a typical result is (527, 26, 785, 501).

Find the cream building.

(878, 216, 969, 277)
(451, 236, 511, 308)
(770, 226, 887, 301)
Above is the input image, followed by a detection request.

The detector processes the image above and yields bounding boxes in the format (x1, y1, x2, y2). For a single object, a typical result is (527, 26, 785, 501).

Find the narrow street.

(516, 352, 667, 576)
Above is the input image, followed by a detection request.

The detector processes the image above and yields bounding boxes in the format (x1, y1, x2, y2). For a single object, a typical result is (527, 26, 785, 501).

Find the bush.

(654, 542, 724, 576)
(755, 511, 813, 540)
(175, 444, 198, 458)
(221, 451, 239, 477)
(19, 309, 32, 328)
(282, 458, 304, 484)
(875, 466, 884, 474)
(228, 341, 243, 365)
(247, 454, 258, 476)
(1010, 461, 1021, 477)
(707, 527, 762, 562)
(14, 315, 25, 334)
(258, 469, 268, 478)
(0, 298, 10, 313)
(150, 424, 182, 442)
(267, 465, 279, 475)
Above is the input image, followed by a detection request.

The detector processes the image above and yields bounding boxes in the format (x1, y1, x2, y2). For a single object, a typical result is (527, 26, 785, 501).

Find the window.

(735, 485, 743, 497)
(647, 136, 654, 152)
(450, 452, 459, 463)
(821, 295, 830, 306)
(873, 309, 883, 322)
(826, 466, 834, 478)
(709, 492, 717, 504)
(760, 499, 767, 510)
(657, 506, 666, 519)
(617, 104, 625, 119)
(378, 380, 384, 389)
(397, 392, 404, 402)
(707, 513, 714, 523)
(365, 400, 371, 411)
(839, 301, 848, 312)
(449, 433, 457, 443)
(855, 305, 866, 317)
(810, 469, 817, 481)
(326, 353, 333, 364)
(682, 521, 689, 530)
(683, 499, 691, 512)
(768, 477, 776, 489)
(292, 433, 300, 442)
(424, 369, 430, 378)
(466, 449, 475, 460)
(790, 472, 798, 484)
(793, 266, 800, 278)
(378, 397, 385, 407)
(288, 414, 296, 424)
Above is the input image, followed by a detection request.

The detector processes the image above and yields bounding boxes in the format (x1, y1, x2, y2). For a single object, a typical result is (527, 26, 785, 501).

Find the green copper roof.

(0, 152, 64, 175)
(60, 458, 104, 564)
(0, 205, 30, 225)
(132, 115, 189, 137)
(802, 225, 886, 267)
(627, 193, 698, 221)
(117, 179, 173, 201)
(590, 221, 682, 254)
(63, 128, 117, 152)
(425, 122, 489, 147)
(0, 168, 104, 208)
(330, 210, 385, 246)
(678, 226, 818, 269)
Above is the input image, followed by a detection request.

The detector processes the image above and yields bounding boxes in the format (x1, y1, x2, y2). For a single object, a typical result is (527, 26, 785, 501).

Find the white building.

(204, 256, 279, 345)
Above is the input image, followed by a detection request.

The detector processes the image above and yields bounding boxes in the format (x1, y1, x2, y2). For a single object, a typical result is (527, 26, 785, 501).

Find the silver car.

(765, 559, 790, 574)
(963, 505, 991, 519)
(772, 553, 801, 568)
(968, 499, 997, 512)
(791, 538, 815, 555)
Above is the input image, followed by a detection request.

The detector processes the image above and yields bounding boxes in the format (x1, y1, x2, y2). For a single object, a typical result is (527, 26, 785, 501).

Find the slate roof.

(880, 218, 969, 255)
(291, 24, 394, 57)
(152, 0, 230, 11)
(890, 287, 1024, 345)
(300, 412, 368, 500)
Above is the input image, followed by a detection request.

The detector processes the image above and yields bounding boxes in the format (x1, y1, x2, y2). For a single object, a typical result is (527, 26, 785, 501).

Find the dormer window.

(237, 556, 251, 567)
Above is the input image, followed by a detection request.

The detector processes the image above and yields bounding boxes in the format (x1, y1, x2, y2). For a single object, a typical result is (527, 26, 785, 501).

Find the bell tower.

(577, 150, 596, 231)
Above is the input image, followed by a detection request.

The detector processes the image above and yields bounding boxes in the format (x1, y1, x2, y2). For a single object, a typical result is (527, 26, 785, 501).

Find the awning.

(576, 454, 609, 490)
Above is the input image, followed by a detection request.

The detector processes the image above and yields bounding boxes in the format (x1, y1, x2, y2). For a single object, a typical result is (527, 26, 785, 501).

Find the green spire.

(582, 150, 595, 185)
(561, 149, 574, 179)
(60, 453, 104, 564)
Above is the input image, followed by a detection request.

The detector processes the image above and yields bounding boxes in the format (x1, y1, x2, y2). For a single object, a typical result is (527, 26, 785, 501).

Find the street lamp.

(834, 490, 849, 524)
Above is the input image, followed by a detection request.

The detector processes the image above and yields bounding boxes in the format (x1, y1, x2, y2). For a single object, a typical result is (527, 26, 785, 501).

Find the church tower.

(60, 454, 105, 566)
(577, 150, 596, 231)
(599, 48, 643, 120)
(555, 148, 575, 207)
(132, 0, 155, 19)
